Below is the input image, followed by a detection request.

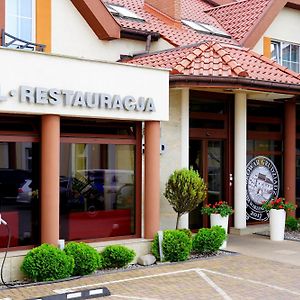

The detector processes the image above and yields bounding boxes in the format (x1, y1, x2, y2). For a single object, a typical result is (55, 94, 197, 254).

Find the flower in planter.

(261, 197, 296, 212)
(201, 201, 233, 217)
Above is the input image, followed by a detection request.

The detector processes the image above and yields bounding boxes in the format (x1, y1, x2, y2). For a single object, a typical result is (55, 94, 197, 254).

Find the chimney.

(144, 0, 181, 20)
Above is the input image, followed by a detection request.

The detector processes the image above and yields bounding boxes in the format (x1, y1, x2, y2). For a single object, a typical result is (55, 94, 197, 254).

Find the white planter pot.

(210, 214, 229, 249)
(269, 209, 286, 241)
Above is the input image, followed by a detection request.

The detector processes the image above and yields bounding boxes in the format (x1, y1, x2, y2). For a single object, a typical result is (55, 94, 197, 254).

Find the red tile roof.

(124, 42, 300, 84)
(205, 0, 272, 43)
(105, 0, 237, 46)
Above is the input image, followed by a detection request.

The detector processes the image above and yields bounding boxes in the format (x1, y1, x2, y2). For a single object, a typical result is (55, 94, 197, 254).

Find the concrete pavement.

(227, 233, 300, 266)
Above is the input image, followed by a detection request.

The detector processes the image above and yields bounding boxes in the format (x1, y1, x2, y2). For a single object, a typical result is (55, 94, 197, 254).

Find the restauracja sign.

(1, 86, 156, 113)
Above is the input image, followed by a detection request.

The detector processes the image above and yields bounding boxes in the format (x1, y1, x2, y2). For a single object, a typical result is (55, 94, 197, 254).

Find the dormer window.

(182, 19, 231, 39)
(106, 3, 144, 21)
(5, 0, 35, 43)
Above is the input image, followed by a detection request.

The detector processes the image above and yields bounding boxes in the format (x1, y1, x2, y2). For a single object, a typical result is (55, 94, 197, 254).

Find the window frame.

(59, 122, 142, 242)
(271, 39, 300, 73)
(5, 0, 36, 43)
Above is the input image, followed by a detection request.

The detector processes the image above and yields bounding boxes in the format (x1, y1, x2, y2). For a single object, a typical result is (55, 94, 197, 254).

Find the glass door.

(189, 140, 225, 230)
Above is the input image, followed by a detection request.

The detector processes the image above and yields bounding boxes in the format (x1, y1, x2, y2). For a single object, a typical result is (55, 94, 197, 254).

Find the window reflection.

(60, 143, 135, 241)
(0, 142, 39, 248)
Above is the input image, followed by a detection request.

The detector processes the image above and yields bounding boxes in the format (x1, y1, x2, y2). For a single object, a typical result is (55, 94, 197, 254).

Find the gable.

(253, 7, 300, 55)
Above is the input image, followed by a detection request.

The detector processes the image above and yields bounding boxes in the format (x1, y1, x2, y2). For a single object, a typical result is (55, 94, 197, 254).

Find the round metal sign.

(246, 156, 280, 221)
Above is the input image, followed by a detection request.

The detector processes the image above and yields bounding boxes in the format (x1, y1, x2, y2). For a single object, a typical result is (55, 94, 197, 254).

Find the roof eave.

(169, 75, 300, 95)
(71, 0, 121, 40)
(121, 28, 160, 41)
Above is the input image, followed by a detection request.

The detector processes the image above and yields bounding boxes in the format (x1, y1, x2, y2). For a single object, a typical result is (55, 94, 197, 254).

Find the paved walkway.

(227, 233, 300, 266)
(1, 234, 300, 299)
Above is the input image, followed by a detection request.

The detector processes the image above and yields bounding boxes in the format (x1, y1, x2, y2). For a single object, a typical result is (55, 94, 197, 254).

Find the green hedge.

(101, 245, 135, 268)
(64, 242, 102, 276)
(21, 244, 74, 282)
(286, 216, 299, 231)
(151, 229, 192, 262)
(192, 226, 226, 254)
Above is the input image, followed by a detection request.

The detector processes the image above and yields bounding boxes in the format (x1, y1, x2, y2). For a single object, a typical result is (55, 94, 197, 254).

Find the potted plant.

(164, 168, 207, 229)
(262, 197, 296, 241)
(201, 201, 233, 248)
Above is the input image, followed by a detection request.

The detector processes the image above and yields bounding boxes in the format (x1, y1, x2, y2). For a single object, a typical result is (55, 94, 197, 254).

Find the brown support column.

(0, 0, 5, 46)
(144, 121, 160, 239)
(41, 115, 60, 245)
(284, 100, 296, 216)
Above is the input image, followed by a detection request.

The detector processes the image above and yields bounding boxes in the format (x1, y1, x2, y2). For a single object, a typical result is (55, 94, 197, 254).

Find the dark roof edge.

(169, 75, 300, 95)
(121, 28, 160, 41)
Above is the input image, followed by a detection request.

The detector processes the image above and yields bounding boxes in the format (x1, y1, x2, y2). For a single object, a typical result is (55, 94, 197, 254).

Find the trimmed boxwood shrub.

(101, 245, 135, 268)
(151, 229, 192, 262)
(64, 242, 102, 276)
(21, 244, 74, 282)
(178, 228, 193, 240)
(286, 216, 299, 231)
(192, 226, 226, 254)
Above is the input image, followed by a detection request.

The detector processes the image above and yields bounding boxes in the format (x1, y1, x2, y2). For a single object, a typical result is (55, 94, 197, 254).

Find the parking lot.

(1, 253, 300, 300)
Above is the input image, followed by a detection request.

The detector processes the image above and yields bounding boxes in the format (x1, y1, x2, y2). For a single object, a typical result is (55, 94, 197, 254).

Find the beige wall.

(52, 0, 173, 61)
(160, 90, 183, 230)
(253, 7, 300, 54)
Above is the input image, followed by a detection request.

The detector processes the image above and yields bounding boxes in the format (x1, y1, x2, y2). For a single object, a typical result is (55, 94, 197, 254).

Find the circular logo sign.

(246, 156, 280, 221)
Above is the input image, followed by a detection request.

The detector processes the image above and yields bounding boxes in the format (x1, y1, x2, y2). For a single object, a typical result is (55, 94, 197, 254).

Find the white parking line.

(202, 269, 300, 296)
(113, 295, 159, 300)
(53, 269, 196, 294)
(53, 267, 300, 297)
(196, 270, 232, 300)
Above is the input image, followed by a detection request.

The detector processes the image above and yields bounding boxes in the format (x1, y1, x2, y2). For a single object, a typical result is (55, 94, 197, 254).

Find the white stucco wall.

(51, 0, 173, 61)
(253, 7, 300, 54)
(0, 48, 169, 121)
(160, 89, 184, 230)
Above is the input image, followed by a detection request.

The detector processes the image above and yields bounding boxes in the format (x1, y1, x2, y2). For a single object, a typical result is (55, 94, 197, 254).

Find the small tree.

(164, 168, 207, 229)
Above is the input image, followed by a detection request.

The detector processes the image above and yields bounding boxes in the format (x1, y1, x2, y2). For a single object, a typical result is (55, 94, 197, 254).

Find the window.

(271, 40, 300, 73)
(5, 0, 35, 42)
(106, 4, 144, 21)
(182, 19, 231, 38)
(60, 119, 141, 241)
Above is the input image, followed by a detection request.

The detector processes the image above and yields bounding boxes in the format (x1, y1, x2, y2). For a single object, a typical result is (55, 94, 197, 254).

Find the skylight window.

(106, 4, 144, 21)
(182, 19, 231, 38)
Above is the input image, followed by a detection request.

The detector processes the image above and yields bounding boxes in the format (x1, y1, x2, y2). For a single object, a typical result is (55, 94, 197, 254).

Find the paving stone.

(0, 255, 299, 299)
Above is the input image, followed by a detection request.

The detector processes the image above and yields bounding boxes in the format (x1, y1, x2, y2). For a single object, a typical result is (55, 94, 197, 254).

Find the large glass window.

(60, 142, 137, 241)
(271, 40, 300, 73)
(5, 0, 35, 42)
(0, 142, 39, 248)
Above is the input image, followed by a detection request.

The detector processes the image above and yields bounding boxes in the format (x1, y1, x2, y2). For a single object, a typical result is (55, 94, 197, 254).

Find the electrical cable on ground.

(0, 220, 14, 288)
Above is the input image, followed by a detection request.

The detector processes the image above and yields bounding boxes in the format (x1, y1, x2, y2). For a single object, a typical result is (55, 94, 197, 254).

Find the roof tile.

(205, 0, 272, 42)
(124, 41, 300, 84)
(105, 0, 237, 46)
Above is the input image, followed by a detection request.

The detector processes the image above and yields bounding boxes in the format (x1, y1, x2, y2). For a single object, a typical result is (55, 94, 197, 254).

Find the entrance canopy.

(124, 41, 300, 97)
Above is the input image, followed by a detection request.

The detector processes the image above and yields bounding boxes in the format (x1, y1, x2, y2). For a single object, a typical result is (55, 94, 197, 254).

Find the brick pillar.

(144, 121, 160, 239)
(41, 115, 60, 245)
(284, 100, 296, 216)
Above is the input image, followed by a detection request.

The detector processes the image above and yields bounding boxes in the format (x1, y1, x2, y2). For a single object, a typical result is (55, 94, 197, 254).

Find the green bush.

(178, 228, 193, 240)
(193, 226, 226, 254)
(21, 244, 74, 282)
(286, 216, 299, 231)
(151, 230, 192, 262)
(101, 245, 135, 268)
(64, 242, 102, 276)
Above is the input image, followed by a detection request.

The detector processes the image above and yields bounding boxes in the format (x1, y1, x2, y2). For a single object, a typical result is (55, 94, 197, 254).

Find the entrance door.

(189, 139, 226, 230)
(188, 91, 233, 230)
